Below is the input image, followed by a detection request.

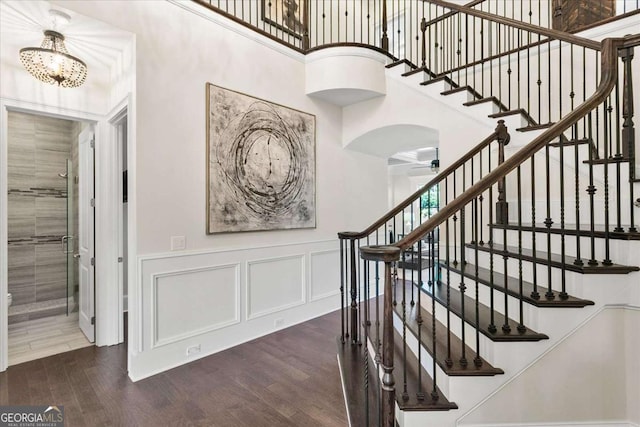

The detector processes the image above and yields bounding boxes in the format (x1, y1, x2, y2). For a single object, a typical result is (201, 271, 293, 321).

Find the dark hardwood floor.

(0, 310, 348, 426)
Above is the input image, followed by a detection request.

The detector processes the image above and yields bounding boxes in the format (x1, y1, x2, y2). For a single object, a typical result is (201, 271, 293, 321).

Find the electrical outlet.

(171, 235, 186, 251)
(186, 344, 201, 356)
(274, 318, 284, 328)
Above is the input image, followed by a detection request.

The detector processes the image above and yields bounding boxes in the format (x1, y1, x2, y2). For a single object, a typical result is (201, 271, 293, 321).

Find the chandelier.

(19, 11, 87, 88)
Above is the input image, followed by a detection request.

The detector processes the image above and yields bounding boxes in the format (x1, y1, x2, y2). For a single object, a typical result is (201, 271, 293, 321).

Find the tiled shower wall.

(7, 111, 80, 323)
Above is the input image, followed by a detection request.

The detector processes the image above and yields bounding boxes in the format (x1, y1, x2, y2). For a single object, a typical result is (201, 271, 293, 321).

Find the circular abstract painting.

(207, 84, 315, 233)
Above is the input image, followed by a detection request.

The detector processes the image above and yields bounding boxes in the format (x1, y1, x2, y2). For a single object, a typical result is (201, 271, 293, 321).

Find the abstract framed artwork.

(260, 0, 307, 39)
(206, 84, 316, 234)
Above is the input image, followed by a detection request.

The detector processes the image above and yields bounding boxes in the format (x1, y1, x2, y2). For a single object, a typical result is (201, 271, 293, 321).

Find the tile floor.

(8, 312, 92, 366)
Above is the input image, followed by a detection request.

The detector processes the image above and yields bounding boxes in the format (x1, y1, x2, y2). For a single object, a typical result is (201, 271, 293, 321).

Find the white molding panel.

(309, 249, 340, 302)
(151, 263, 240, 348)
(131, 239, 340, 381)
(246, 254, 306, 320)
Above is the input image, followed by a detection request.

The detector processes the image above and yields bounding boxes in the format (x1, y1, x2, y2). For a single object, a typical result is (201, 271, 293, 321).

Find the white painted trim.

(105, 97, 130, 346)
(94, 116, 122, 347)
(150, 263, 241, 348)
(337, 354, 354, 427)
(305, 46, 390, 64)
(245, 253, 307, 320)
(167, 0, 305, 63)
(0, 102, 8, 372)
(461, 422, 637, 427)
(309, 249, 341, 302)
(138, 238, 337, 261)
(0, 97, 103, 372)
(577, 13, 640, 39)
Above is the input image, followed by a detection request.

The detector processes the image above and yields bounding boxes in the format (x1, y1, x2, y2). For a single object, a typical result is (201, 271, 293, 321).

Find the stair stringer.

(383, 65, 542, 149)
(341, 75, 494, 161)
(389, 235, 638, 426)
(454, 305, 640, 427)
(383, 63, 635, 226)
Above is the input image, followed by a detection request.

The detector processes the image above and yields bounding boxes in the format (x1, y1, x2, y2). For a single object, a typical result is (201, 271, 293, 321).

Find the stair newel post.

(614, 79, 624, 234)
(495, 120, 510, 224)
(361, 245, 401, 427)
(381, 0, 389, 52)
(587, 112, 599, 266)
(603, 96, 613, 266)
(473, 197, 483, 366)
(339, 232, 361, 344)
(340, 237, 346, 343)
(571, 44, 584, 267)
(453, 172, 458, 266)
(416, 237, 424, 401)
(302, 0, 309, 50)
(420, 17, 427, 69)
(362, 255, 371, 427)
(488, 148, 498, 333)
(620, 44, 637, 232)
(517, 166, 527, 332)
(459, 204, 468, 367)
(445, 179, 453, 367)
(544, 119, 555, 300)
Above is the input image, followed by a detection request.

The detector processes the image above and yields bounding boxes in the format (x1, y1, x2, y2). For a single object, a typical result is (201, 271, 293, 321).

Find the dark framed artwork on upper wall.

(260, 0, 307, 39)
(206, 83, 316, 234)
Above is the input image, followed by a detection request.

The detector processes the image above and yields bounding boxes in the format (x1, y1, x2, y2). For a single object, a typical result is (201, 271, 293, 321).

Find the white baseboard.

(462, 421, 637, 427)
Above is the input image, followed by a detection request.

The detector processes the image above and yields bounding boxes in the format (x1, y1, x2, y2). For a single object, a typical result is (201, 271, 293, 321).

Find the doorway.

(6, 110, 94, 366)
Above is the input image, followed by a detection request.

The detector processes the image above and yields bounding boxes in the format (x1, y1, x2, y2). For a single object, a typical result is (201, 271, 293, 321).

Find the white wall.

(459, 307, 639, 427)
(0, 0, 136, 368)
(53, 0, 388, 380)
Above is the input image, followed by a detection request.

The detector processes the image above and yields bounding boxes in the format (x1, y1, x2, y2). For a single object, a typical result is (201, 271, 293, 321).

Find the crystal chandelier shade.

(19, 30, 87, 88)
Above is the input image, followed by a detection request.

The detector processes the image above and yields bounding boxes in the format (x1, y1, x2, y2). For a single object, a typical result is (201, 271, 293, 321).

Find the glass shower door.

(65, 159, 76, 315)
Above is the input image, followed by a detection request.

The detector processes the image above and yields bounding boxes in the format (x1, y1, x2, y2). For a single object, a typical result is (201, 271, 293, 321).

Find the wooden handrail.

(363, 36, 625, 259)
(422, 0, 602, 51)
(422, 0, 486, 27)
(338, 127, 503, 241)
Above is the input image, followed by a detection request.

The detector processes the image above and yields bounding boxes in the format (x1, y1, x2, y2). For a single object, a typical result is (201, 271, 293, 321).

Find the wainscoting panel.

(310, 249, 340, 301)
(246, 254, 305, 320)
(132, 239, 340, 381)
(152, 263, 240, 348)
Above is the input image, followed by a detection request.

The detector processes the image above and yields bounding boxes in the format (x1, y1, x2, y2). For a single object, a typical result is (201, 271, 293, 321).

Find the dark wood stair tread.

(392, 283, 504, 376)
(488, 108, 537, 126)
(422, 280, 549, 342)
(388, 328, 458, 411)
(357, 304, 459, 411)
(386, 59, 417, 69)
(583, 156, 631, 165)
(337, 338, 380, 427)
(549, 137, 592, 147)
(467, 242, 639, 274)
(403, 67, 437, 78)
(462, 96, 496, 107)
(420, 76, 459, 88)
(491, 222, 640, 241)
(438, 260, 594, 308)
(516, 122, 555, 132)
(441, 85, 481, 99)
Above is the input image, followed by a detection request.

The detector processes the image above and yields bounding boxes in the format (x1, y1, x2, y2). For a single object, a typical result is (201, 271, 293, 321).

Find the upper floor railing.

(194, 0, 639, 61)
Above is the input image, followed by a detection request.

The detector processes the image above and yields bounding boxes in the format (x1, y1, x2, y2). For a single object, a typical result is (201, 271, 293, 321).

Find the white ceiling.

(345, 124, 439, 176)
(347, 124, 439, 159)
(0, 0, 133, 89)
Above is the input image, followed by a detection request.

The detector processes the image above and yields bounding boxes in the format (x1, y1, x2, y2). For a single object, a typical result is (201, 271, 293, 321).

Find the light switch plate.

(171, 235, 186, 251)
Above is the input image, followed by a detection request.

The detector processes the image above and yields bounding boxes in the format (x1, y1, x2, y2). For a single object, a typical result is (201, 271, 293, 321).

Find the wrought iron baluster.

(621, 45, 637, 232)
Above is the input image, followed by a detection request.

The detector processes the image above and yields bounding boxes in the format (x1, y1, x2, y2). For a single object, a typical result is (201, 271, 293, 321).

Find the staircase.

(190, 0, 640, 424)
(336, 3, 640, 426)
